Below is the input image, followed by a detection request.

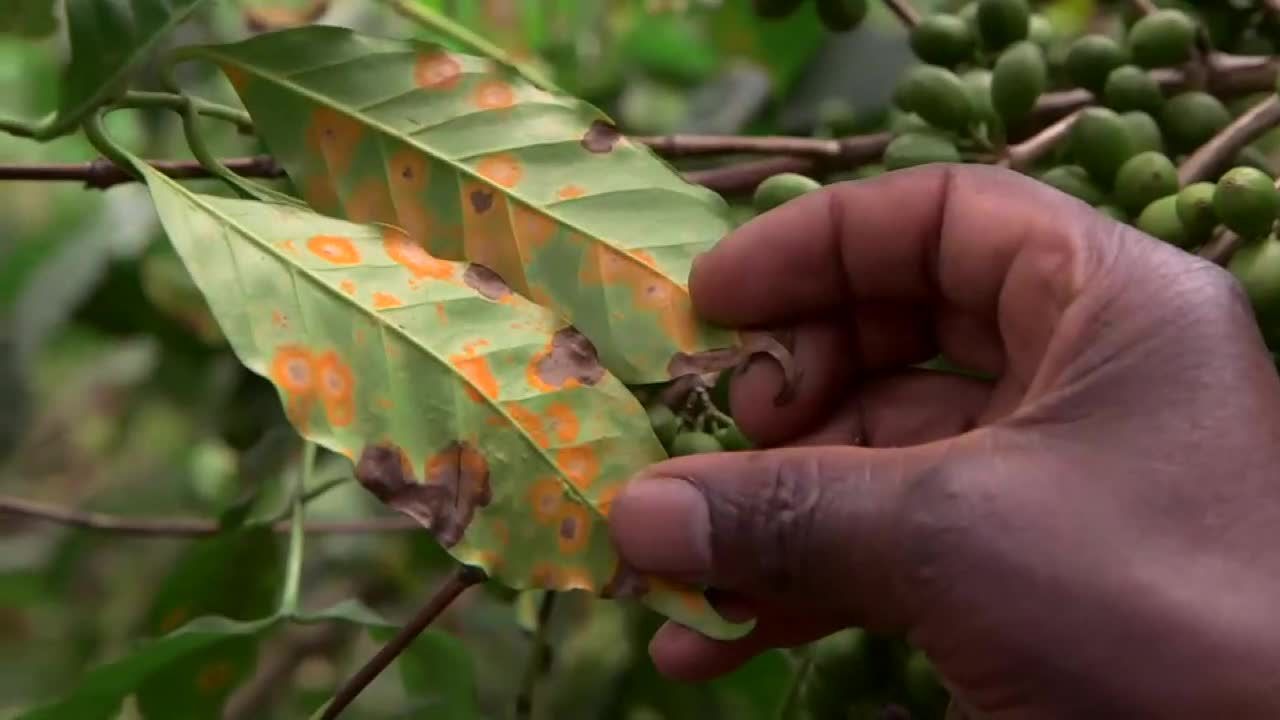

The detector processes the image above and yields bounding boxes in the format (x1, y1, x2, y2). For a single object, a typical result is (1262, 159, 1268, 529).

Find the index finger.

(693, 164, 1125, 379)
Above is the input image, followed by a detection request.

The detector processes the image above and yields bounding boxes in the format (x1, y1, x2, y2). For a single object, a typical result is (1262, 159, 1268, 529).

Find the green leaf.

(180, 26, 748, 385)
(12, 601, 412, 720)
(135, 526, 282, 719)
(50, 0, 210, 136)
(14, 615, 278, 720)
(132, 162, 750, 642)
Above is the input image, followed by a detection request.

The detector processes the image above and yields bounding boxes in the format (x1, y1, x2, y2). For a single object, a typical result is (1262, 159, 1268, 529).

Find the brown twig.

(1030, 54, 1279, 126)
(882, 0, 921, 28)
(1198, 228, 1244, 266)
(0, 156, 285, 189)
(0, 133, 893, 194)
(319, 565, 486, 720)
(1001, 110, 1082, 171)
(0, 495, 421, 536)
(1178, 95, 1280, 186)
(515, 592, 558, 720)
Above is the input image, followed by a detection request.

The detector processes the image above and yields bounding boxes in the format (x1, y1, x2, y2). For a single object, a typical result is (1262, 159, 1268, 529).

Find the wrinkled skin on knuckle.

(692, 451, 830, 594)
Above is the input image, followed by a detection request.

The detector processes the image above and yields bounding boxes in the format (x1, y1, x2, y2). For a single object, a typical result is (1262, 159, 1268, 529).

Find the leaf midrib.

(151, 171, 605, 521)
(197, 45, 695, 299)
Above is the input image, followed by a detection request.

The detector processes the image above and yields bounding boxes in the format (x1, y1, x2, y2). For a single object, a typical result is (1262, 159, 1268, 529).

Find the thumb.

(608, 443, 946, 629)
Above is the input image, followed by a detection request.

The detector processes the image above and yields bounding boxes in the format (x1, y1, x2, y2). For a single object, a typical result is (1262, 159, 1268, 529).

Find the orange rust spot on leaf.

(285, 393, 316, 433)
(343, 179, 395, 225)
(530, 562, 559, 589)
(555, 502, 592, 555)
(557, 184, 586, 200)
(302, 174, 341, 215)
(450, 353, 499, 401)
(339, 279, 357, 296)
(475, 154, 523, 188)
(305, 107, 364, 178)
(490, 519, 510, 547)
(271, 310, 288, 328)
(512, 202, 557, 251)
(528, 478, 563, 524)
(388, 148, 429, 192)
(306, 235, 361, 265)
(220, 64, 250, 94)
(556, 446, 601, 491)
(270, 345, 314, 395)
(472, 79, 515, 109)
(597, 485, 622, 517)
(544, 403, 580, 444)
(196, 661, 237, 695)
(556, 566, 597, 592)
(579, 246, 700, 351)
(507, 404, 550, 448)
(373, 292, 403, 309)
(435, 303, 449, 323)
(278, 239, 299, 255)
(314, 350, 355, 427)
(341, 448, 356, 460)
(651, 578, 709, 613)
(376, 396, 394, 410)
(414, 51, 462, 90)
(383, 227, 455, 280)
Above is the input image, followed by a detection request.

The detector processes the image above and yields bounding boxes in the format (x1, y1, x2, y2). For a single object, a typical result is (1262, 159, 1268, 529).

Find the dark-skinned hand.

(609, 164, 1280, 719)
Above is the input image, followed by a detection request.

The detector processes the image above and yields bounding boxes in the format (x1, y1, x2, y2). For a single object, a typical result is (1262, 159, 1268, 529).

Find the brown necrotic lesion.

(355, 441, 492, 547)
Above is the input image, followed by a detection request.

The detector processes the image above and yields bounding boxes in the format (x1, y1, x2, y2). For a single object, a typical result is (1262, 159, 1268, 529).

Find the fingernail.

(609, 477, 711, 579)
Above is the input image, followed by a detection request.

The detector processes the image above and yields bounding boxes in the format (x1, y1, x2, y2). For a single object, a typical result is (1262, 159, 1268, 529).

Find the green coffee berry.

(1215, 166, 1280, 240)
(1136, 195, 1191, 248)
(910, 14, 976, 67)
(669, 431, 724, 456)
(1065, 34, 1128, 94)
(752, 0, 805, 19)
(753, 172, 823, 213)
(1071, 107, 1137, 187)
(1038, 164, 1106, 206)
(816, 97, 860, 137)
(1114, 151, 1179, 214)
(713, 424, 752, 451)
(884, 133, 962, 170)
(646, 404, 679, 448)
(1027, 14, 1055, 50)
(1103, 65, 1163, 114)
(1227, 235, 1280, 329)
(1120, 110, 1164, 154)
(961, 69, 998, 128)
(1175, 182, 1218, 242)
(816, 0, 868, 32)
(893, 65, 974, 131)
(991, 40, 1046, 126)
(976, 0, 1030, 51)
(1128, 9, 1197, 68)
(1161, 92, 1231, 154)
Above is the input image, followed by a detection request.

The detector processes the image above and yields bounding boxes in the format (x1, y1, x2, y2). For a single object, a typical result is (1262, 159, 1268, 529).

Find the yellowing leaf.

(179, 26, 745, 384)
(134, 163, 751, 641)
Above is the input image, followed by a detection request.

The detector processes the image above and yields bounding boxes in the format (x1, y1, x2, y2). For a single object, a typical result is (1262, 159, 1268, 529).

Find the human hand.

(609, 164, 1280, 719)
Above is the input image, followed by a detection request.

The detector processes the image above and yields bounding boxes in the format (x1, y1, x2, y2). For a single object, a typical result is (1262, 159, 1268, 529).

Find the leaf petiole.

(279, 441, 316, 618)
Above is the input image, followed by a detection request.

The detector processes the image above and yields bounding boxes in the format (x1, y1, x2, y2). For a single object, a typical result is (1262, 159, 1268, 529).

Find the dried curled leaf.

(181, 26, 753, 384)
(135, 163, 751, 641)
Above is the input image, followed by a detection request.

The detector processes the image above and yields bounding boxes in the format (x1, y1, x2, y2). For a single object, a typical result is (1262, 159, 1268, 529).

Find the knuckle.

(702, 451, 828, 591)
